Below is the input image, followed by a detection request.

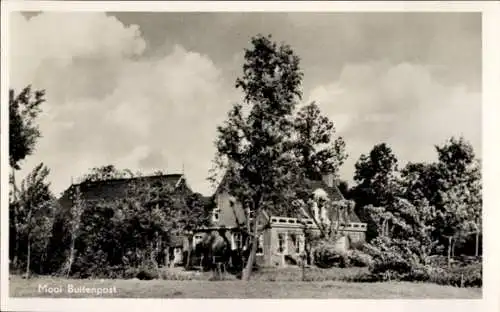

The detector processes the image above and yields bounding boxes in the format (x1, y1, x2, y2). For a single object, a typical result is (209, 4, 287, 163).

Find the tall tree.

(62, 186, 85, 277)
(435, 137, 482, 258)
(351, 143, 400, 241)
(9, 86, 45, 268)
(212, 34, 303, 280)
(15, 163, 56, 277)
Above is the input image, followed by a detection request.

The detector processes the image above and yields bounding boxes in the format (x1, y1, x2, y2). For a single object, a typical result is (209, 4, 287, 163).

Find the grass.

(10, 274, 482, 299)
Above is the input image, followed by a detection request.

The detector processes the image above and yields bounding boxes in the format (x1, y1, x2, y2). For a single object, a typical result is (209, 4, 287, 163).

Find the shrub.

(429, 263, 482, 287)
(346, 250, 374, 267)
(313, 241, 347, 268)
(135, 260, 159, 280)
(123, 267, 139, 279)
(136, 267, 158, 280)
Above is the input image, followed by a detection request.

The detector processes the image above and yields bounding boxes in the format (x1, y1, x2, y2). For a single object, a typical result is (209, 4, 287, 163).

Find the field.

(10, 274, 482, 299)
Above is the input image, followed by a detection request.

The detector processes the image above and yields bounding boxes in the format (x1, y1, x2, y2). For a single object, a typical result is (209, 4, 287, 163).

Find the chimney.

(322, 173, 334, 188)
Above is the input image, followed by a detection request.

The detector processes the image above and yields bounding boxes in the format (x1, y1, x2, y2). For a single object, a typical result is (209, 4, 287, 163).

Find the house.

(199, 173, 367, 267)
(55, 173, 194, 267)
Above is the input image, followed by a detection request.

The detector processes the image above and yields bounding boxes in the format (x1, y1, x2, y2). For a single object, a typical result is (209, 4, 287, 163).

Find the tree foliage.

(292, 102, 347, 181)
(50, 168, 211, 278)
(213, 34, 304, 280)
(351, 143, 400, 241)
(10, 163, 56, 276)
(9, 86, 45, 170)
(79, 165, 135, 183)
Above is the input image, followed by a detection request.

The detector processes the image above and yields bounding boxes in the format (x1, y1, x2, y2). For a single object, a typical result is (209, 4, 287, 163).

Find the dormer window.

(212, 208, 221, 222)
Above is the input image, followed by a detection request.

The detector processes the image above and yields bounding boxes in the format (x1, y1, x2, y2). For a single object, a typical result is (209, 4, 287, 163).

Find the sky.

(9, 12, 482, 196)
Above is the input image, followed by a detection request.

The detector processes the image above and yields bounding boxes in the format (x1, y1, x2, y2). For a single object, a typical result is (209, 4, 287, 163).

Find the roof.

(60, 173, 190, 203)
(212, 172, 361, 224)
(306, 179, 344, 202)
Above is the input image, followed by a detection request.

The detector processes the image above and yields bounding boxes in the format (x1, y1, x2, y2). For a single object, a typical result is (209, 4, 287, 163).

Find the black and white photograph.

(1, 1, 499, 309)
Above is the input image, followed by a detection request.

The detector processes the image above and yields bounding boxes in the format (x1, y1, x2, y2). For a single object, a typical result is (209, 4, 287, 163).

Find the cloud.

(307, 61, 481, 182)
(10, 12, 234, 196)
(10, 12, 481, 195)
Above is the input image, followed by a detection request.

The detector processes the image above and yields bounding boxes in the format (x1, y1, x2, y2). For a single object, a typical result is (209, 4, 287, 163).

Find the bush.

(346, 250, 374, 267)
(313, 241, 347, 268)
(135, 261, 159, 280)
(251, 266, 369, 282)
(360, 241, 482, 287)
(429, 263, 482, 287)
(123, 267, 139, 279)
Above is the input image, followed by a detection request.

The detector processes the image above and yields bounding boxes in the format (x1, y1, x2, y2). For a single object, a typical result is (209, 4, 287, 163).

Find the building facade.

(201, 173, 368, 268)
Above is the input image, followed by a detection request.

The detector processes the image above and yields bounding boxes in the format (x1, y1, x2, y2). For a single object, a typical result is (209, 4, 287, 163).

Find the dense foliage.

(51, 172, 212, 278)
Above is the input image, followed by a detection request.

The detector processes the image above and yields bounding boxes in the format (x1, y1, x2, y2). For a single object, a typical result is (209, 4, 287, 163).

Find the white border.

(1, 1, 499, 312)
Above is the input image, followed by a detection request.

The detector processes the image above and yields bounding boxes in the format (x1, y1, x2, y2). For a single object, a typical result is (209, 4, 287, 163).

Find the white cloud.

(10, 12, 481, 195)
(307, 61, 481, 183)
(11, 12, 234, 196)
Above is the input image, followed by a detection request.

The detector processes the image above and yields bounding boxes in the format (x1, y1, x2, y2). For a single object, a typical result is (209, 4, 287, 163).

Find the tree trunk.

(185, 243, 191, 270)
(475, 232, 479, 257)
(26, 236, 31, 278)
(67, 235, 76, 278)
(447, 236, 452, 268)
(40, 239, 50, 274)
(13, 230, 19, 270)
(165, 247, 170, 268)
(11, 168, 19, 269)
(300, 252, 306, 281)
(242, 207, 261, 281)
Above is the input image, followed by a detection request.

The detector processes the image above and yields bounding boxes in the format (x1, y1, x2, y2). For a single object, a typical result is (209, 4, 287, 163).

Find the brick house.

(199, 173, 367, 267)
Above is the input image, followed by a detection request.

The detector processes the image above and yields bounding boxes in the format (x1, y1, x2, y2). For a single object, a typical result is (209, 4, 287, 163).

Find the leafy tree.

(400, 162, 442, 204)
(9, 86, 46, 268)
(13, 163, 56, 277)
(292, 102, 347, 181)
(62, 186, 85, 277)
(54, 168, 211, 277)
(364, 198, 441, 281)
(400, 137, 481, 258)
(212, 34, 303, 280)
(9, 86, 45, 170)
(434, 137, 481, 258)
(351, 143, 400, 241)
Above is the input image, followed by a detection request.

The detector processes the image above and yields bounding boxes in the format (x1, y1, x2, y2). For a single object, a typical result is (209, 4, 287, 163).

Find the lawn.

(10, 275, 482, 299)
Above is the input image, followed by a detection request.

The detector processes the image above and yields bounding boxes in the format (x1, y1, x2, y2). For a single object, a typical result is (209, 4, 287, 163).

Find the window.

(256, 234, 264, 255)
(233, 232, 243, 250)
(290, 234, 299, 253)
(277, 233, 286, 254)
(212, 208, 221, 222)
(298, 235, 305, 254)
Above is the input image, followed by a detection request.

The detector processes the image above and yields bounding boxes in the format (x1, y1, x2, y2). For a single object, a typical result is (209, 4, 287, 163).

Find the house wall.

(259, 225, 366, 268)
(268, 226, 306, 267)
(212, 191, 246, 228)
